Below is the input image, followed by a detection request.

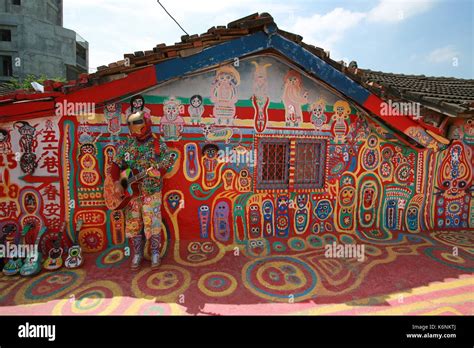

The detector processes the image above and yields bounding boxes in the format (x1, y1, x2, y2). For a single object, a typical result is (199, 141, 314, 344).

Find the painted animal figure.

(201, 123, 241, 144)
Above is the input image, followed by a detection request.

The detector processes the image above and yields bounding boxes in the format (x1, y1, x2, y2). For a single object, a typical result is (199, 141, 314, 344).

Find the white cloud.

(367, 0, 436, 22)
(426, 45, 460, 63)
(290, 8, 366, 54)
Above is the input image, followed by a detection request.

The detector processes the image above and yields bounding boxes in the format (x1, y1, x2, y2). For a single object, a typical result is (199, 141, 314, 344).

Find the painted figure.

(251, 61, 272, 132)
(161, 97, 185, 141)
(332, 100, 351, 143)
(188, 95, 205, 125)
(282, 70, 308, 127)
(310, 98, 327, 131)
(275, 195, 290, 237)
(213, 200, 230, 242)
(210, 65, 240, 125)
(201, 143, 222, 189)
(112, 109, 174, 270)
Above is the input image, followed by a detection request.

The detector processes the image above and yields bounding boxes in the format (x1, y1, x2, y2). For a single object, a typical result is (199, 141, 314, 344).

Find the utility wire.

(157, 0, 189, 36)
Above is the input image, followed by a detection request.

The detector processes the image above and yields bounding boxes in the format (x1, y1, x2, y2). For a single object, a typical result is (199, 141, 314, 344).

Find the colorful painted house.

(0, 13, 472, 262)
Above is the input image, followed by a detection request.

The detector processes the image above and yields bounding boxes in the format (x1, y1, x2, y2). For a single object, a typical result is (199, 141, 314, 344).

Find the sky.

(63, 0, 474, 78)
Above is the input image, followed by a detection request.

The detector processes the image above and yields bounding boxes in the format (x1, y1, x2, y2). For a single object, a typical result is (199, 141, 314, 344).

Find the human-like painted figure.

(112, 110, 174, 270)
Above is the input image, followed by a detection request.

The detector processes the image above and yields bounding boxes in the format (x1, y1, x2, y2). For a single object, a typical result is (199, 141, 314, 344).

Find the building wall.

(0, 0, 87, 81)
(0, 55, 472, 256)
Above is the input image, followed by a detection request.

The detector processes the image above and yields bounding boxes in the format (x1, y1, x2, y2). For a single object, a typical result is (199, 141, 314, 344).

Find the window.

(0, 56, 12, 77)
(12, 0, 21, 5)
(257, 138, 290, 190)
(294, 140, 326, 189)
(257, 137, 327, 191)
(0, 30, 11, 42)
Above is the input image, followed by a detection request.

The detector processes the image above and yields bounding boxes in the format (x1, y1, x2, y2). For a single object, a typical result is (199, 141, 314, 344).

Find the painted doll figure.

(113, 110, 174, 270)
(188, 95, 205, 125)
(161, 97, 185, 141)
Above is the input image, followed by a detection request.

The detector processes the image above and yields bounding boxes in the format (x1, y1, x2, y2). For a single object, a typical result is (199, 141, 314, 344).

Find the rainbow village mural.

(0, 15, 472, 273)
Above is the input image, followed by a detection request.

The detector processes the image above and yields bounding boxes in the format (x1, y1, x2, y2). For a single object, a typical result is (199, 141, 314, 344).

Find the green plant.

(8, 75, 66, 90)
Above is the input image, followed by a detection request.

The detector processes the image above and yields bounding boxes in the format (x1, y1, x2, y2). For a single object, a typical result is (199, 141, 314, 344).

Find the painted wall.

(0, 55, 472, 258)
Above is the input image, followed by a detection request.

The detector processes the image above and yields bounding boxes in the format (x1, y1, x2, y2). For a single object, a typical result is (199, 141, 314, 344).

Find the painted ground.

(0, 230, 472, 315)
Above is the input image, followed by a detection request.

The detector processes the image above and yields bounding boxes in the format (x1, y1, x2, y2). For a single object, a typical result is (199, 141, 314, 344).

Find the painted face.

(127, 111, 151, 140)
(132, 97, 144, 111)
(341, 187, 355, 205)
(316, 200, 332, 220)
(106, 104, 117, 112)
(277, 196, 289, 210)
(296, 194, 308, 208)
(191, 97, 202, 108)
(217, 72, 235, 85)
(204, 147, 217, 159)
(164, 102, 179, 121)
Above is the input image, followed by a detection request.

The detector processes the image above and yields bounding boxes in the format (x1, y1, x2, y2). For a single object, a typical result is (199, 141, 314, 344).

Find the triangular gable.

(153, 25, 445, 150)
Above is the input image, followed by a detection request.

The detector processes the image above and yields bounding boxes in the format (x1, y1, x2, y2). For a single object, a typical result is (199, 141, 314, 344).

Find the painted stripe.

(155, 31, 270, 82)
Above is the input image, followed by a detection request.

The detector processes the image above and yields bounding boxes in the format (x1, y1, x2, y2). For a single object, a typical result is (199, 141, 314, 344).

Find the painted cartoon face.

(164, 102, 180, 121)
(316, 200, 332, 220)
(23, 193, 37, 214)
(191, 96, 202, 108)
(313, 104, 324, 115)
(106, 103, 117, 112)
(80, 144, 95, 155)
(287, 75, 300, 85)
(203, 146, 218, 159)
(340, 187, 355, 205)
(167, 193, 181, 211)
(277, 196, 289, 210)
(132, 97, 144, 111)
(217, 72, 237, 85)
(248, 239, 267, 257)
(216, 202, 229, 216)
(263, 201, 273, 215)
(362, 186, 375, 208)
(249, 204, 260, 224)
(296, 194, 308, 208)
